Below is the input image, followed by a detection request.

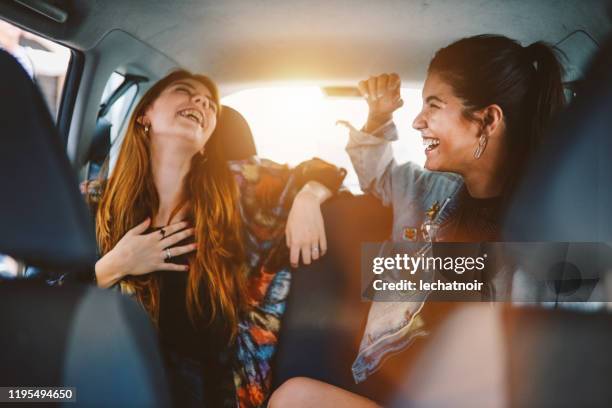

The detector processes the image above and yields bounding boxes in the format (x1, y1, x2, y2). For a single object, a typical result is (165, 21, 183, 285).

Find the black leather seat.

(0, 50, 170, 407)
(0, 281, 171, 407)
(504, 36, 612, 241)
(504, 35, 612, 303)
(272, 193, 393, 390)
(0, 50, 96, 271)
(213, 105, 258, 160)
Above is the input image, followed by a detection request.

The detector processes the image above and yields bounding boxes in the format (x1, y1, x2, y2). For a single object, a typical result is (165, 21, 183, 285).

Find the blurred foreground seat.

(0, 50, 169, 406)
(0, 282, 170, 407)
(391, 304, 612, 408)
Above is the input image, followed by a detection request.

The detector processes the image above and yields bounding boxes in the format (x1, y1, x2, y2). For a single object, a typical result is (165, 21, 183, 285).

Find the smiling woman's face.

(143, 78, 218, 155)
(412, 73, 482, 174)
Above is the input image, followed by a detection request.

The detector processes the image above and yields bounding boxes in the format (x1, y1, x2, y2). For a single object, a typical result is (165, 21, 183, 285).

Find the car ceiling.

(1, 0, 611, 88)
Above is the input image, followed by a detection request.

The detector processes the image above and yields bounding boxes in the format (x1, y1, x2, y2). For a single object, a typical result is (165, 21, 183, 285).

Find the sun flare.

(222, 86, 426, 192)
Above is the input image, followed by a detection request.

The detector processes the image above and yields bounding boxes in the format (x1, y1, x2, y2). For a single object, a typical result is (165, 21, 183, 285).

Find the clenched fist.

(358, 73, 403, 133)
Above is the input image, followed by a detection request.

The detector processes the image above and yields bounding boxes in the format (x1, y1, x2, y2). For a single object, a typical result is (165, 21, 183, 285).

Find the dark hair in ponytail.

(428, 34, 565, 199)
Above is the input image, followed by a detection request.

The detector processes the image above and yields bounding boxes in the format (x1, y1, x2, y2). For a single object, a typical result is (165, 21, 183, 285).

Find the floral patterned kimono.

(82, 156, 346, 407)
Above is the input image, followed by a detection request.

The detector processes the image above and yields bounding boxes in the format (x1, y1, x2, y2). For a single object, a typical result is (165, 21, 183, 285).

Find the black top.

(148, 226, 208, 358)
(431, 188, 503, 301)
(442, 187, 503, 242)
(148, 226, 235, 405)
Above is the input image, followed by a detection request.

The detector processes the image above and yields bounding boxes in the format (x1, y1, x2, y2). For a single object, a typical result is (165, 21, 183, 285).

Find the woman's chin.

(424, 156, 440, 171)
(424, 149, 450, 172)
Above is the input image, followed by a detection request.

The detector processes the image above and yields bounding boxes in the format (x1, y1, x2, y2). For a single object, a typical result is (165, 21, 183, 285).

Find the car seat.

(0, 49, 170, 407)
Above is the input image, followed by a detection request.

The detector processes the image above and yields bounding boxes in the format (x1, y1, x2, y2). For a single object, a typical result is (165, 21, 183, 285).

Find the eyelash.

(429, 103, 440, 109)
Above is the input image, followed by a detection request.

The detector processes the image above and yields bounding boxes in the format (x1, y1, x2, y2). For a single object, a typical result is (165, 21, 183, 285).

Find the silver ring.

(311, 246, 319, 254)
(165, 248, 172, 262)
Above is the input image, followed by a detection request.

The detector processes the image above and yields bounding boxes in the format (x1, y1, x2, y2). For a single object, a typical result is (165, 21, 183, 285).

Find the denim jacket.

(344, 120, 464, 383)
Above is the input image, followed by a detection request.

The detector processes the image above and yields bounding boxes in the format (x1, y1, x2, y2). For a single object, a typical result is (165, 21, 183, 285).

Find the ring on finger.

(164, 248, 172, 262)
(311, 245, 319, 254)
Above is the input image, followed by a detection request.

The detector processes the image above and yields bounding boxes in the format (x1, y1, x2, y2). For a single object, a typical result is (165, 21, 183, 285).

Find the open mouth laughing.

(422, 137, 440, 152)
(177, 108, 205, 128)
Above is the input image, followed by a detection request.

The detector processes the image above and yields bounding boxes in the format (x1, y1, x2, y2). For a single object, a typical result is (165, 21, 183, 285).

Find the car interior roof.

(0, 0, 609, 170)
(1, 0, 611, 89)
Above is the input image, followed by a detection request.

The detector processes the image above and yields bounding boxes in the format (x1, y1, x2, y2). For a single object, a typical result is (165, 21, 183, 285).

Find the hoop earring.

(474, 133, 488, 159)
(200, 149, 208, 163)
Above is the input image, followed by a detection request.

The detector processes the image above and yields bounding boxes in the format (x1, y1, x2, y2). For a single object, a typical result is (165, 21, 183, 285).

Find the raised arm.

(343, 73, 404, 206)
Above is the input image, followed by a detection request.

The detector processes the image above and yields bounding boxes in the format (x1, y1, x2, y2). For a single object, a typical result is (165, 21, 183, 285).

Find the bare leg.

(268, 377, 380, 408)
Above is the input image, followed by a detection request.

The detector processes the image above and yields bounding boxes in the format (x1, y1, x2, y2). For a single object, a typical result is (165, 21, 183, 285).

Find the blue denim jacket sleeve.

(344, 120, 400, 206)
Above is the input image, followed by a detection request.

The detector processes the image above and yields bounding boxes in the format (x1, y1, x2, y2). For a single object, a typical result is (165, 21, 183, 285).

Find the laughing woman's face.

(144, 78, 218, 156)
(412, 73, 482, 174)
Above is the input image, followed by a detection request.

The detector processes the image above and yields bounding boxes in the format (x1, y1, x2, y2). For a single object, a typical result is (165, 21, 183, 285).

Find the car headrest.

(504, 35, 612, 241)
(213, 105, 257, 160)
(88, 117, 112, 166)
(0, 50, 98, 269)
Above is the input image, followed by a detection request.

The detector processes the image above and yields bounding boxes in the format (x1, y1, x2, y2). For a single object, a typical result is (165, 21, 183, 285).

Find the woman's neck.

(462, 152, 508, 199)
(150, 144, 191, 226)
(462, 172, 503, 198)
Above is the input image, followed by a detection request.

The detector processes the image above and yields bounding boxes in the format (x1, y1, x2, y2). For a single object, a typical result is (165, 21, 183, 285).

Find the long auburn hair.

(96, 70, 248, 342)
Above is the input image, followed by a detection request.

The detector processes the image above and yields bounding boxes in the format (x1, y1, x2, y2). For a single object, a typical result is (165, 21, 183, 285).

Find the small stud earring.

(474, 133, 488, 159)
(144, 124, 150, 135)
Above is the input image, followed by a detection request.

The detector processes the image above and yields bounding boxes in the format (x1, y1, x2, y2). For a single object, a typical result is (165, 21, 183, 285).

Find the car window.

(222, 86, 426, 193)
(0, 19, 71, 120)
(100, 72, 139, 144)
(87, 72, 139, 180)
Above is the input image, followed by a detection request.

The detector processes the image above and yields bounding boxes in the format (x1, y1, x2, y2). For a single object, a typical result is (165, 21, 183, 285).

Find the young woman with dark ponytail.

(269, 34, 566, 407)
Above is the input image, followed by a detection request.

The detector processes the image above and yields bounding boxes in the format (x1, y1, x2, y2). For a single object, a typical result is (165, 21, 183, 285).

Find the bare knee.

(268, 377, 316, 408)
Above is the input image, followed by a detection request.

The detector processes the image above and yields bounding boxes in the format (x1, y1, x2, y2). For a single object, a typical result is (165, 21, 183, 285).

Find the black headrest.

(0, 50, 97, 269)
(504, 35, 612, 241)
(213, 105, 257, 160)
(88, 117, 112, 166)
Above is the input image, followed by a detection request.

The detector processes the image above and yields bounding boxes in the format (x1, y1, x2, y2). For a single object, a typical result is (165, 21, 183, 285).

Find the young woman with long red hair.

(82, 70, 346, 407)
